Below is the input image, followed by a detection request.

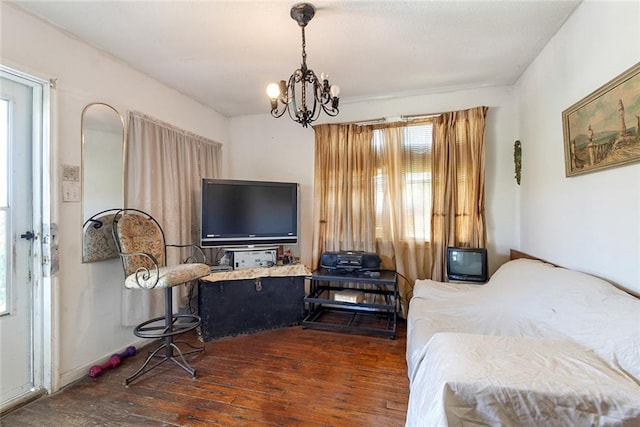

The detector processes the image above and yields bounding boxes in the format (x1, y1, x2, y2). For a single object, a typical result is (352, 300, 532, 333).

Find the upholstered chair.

(111, 209, 210, 386)
(82, 209, 120, 263)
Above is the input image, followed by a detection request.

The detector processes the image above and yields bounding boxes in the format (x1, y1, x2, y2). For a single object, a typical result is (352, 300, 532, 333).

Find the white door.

(0, 70, 43, 409)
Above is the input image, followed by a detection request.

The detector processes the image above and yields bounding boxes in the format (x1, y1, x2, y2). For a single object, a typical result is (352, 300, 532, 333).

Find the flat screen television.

(200, 179, 299, 248)
(446, 247, 488, 283)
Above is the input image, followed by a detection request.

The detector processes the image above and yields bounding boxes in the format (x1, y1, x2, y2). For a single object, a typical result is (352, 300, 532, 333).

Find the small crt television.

(446, 247, 488, 283)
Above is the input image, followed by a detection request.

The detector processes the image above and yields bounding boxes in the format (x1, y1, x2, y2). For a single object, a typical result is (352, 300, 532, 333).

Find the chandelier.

(267, 2, 340, 128)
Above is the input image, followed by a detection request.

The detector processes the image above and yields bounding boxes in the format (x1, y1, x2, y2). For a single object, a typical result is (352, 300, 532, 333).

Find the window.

(373, 123, 432, 242)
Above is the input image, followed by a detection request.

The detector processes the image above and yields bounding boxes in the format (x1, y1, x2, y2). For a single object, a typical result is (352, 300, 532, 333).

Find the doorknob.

(20, 231, 35, 240)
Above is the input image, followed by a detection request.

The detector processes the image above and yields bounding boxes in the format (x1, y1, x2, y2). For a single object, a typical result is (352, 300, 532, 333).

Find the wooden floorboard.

(1, 322, 409, 426)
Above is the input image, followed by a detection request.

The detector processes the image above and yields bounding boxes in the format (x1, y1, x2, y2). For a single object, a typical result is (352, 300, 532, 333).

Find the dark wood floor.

(2, 322, 409, 426)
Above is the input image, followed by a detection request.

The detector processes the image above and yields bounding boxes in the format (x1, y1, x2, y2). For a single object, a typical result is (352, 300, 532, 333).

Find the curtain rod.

(346, 113, 441, 126)
(400, 113, 441, 121)
(129, 110, 222, 147)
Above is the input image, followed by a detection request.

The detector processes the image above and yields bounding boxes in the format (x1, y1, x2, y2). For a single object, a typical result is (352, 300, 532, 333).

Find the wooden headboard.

(510, 249, 560, 267)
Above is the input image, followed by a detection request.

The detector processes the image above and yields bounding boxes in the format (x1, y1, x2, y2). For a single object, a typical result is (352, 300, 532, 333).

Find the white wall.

(230, 86, 518, 274)
(514, 0, 640, 294)
(1, 3, 230, 389)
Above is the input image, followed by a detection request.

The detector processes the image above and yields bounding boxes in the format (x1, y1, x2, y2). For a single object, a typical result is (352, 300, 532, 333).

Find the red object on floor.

(88, 346, 136, 378)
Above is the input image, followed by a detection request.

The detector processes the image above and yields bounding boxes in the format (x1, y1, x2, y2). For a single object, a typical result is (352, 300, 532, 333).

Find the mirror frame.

(81, 102, 126, 263)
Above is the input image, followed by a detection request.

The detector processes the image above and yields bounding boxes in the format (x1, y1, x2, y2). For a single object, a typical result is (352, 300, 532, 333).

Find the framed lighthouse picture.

(562, 62, 640, 177)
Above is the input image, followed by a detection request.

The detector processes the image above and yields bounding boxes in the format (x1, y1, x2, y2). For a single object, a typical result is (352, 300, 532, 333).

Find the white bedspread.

(406, 259, 640, 426)
(407, 333, 640, 427)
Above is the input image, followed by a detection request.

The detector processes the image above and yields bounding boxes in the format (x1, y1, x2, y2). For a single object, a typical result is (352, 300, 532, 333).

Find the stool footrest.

(133, 314, 201, 339)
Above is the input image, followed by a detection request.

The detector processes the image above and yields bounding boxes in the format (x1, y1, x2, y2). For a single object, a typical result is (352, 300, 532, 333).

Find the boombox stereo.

(320, 251, 380, 271)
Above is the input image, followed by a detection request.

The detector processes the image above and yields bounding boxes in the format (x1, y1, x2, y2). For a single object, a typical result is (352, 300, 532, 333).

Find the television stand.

(303, 268, 398, 339)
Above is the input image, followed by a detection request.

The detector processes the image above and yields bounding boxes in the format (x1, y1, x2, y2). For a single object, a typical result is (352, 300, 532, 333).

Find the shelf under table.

(302, 306, 396, 339)
(303, 268, 398, 339)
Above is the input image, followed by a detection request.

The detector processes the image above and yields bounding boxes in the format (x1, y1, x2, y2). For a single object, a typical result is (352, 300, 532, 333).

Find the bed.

(405, 252, 640, 426)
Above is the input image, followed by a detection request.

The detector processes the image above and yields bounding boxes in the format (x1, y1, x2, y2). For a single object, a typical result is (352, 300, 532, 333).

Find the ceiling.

(12, 0, 581, 118)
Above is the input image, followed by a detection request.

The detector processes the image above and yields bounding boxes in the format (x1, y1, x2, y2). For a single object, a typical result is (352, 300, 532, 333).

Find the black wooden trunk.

(198, 276, 305, 341)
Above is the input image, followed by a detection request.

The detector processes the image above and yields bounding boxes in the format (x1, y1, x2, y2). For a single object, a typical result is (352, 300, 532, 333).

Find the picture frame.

(562, 62, 640, 177)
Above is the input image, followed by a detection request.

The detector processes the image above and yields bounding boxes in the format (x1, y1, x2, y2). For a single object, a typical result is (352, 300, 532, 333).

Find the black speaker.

(320, 252, 339, 269)
(320, 251, 380, 271)
(360, 253, 381, 270)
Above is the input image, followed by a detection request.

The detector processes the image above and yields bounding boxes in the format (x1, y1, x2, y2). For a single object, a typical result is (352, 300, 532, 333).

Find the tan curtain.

(430, 106, 488, 281)
(122, 111, 222, 326)
(374, 124, 432, 315)
(312, 109, 487, 315)
(312, 122, 432, 316)
(311, 123, 376, 267)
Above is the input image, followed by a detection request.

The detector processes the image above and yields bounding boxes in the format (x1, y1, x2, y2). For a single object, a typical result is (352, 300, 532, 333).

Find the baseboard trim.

(58, 338, 148, 388)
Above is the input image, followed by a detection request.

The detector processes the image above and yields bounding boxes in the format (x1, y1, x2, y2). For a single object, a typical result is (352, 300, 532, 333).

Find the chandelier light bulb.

(330, 85, 340, 97)
(321, 72, 328, 82)
(266, 83, 281, 99)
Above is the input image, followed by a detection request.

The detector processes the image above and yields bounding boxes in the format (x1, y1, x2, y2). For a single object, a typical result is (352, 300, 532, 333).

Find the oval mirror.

(81, 103, 125, 263)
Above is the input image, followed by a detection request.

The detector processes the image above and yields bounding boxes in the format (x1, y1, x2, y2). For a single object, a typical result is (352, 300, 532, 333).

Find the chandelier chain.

(301, 26, 307, 113)
(301, 26, 307, 67)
